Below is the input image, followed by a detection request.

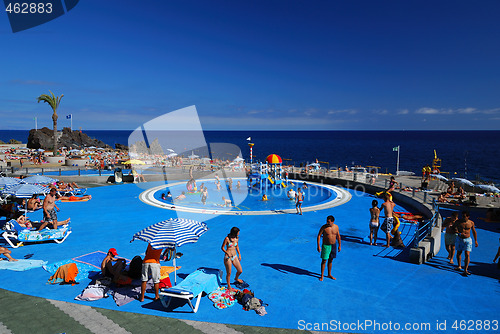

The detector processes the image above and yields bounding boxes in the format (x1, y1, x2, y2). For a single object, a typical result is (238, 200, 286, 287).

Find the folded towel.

(0, 259, 47, 271)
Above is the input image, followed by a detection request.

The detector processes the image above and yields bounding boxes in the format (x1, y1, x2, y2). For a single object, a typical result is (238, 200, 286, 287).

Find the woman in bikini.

(369, 200, 380, 246)
(221, 226, 243, 290)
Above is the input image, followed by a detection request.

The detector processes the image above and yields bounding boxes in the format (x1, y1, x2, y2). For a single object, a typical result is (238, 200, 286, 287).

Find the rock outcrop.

(27, 127, 111, 150)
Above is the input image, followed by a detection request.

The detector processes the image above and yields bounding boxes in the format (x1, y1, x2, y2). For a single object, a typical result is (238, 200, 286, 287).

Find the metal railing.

(413, 210, 440, 247)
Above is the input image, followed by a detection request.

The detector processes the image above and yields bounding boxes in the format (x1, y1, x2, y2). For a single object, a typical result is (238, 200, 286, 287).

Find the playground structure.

(248, 154, 289, 193)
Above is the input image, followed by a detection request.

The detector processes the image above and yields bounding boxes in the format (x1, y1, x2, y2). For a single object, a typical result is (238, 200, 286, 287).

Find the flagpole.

(396, 145, 400, 176)
(70, 115, 73, 131)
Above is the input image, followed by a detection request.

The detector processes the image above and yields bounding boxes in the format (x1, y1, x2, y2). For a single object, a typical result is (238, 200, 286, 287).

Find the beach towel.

(160, 266, 181, 279)
(48, 263, 78, 285)
(208, 287, 238, 309)
(111, 280, 153, 306)
(174, 268, 221, 298)
(43, 259, 98, 282)
(0, 259, 47, 271)
(43, 251, 130, 282)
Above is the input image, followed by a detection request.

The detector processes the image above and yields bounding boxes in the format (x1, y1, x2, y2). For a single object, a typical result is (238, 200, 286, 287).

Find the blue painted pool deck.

(1, 181, 499, 333)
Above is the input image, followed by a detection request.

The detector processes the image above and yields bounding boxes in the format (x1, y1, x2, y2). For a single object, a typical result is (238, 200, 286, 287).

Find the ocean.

(1, 130, 499, 184)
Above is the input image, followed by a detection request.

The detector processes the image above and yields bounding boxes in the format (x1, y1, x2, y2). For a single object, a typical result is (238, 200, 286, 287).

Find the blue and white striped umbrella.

(475, 184, 500, 193)
(2, 184, 50, 198)
(131, 218, 208, 249)
(0, 177, 22, 188)
(22, 175, 58, 185)
(451, 178, 474, 187)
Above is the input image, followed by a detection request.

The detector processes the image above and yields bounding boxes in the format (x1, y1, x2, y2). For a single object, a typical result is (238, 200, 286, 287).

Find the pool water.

(155, 178, 336, 212)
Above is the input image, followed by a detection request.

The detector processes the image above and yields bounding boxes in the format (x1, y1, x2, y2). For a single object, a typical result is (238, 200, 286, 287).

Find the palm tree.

(37, 91, 63, 155)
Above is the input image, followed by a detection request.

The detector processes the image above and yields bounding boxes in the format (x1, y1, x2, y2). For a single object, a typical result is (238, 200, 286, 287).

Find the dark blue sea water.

(1, 130, 499, 184)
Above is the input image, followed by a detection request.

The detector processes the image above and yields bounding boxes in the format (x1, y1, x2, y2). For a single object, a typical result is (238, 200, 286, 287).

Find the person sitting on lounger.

(438, 192, 449, 203)
(446, 182, 455, 197)
(27, 194, 42, 210)
(101, 248, 126, 282)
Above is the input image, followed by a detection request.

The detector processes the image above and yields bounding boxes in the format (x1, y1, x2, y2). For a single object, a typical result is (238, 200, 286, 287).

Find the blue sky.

(1, 0, 500, 130)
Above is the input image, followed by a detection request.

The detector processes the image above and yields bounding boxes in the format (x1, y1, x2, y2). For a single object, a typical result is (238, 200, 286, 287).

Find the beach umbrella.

(37, 148, 45, 152)
(167, 149, 175, 152)
(475, 184, 500, 193)
(123, 159, 145, 165)
(266, 154, 282, 164)
(69, 149, 81, 154)
(131, 218, 208, 284)
(188, 152, 199, 159)
(22, 175, 58, 185)
(167, 153, 178, 158)
(233, 157, 244, 162)
(451, 178, 474, 187)
(431, 174, 448, 182)
(2, 183, 50, 198)
(0, 176, 22, 188)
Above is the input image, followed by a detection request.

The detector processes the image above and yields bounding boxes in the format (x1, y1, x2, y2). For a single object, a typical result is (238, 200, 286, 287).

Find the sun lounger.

(1, 219, 71, 248)
(159, 267, 222, 313)
(59, 188, 87, 197)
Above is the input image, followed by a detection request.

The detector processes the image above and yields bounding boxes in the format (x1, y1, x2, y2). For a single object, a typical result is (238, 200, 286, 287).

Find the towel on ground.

(0, 259, 47, 271)
(208, 287, 239, 309)
(111, 280, 153, 306)
(48, 263, 78, 285)
(43, 259, 98, 282)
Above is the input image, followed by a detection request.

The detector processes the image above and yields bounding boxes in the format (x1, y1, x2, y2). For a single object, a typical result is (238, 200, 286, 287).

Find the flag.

(393, 146, 399, 152)
(66, 114, 72, 119)
(246, 137, 251, 141)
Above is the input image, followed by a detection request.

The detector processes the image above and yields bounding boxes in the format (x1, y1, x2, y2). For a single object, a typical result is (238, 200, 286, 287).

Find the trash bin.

(114, 168, 123, 183)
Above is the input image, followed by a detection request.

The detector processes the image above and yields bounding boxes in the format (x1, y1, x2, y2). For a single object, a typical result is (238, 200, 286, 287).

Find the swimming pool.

(140, 178, 352, 215)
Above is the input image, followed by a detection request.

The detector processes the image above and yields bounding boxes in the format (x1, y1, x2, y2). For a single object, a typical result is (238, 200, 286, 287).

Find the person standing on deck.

(442, 212, 459, 264)
(317, 215, 341, 281)
(454, 211, 478, 276)
(380, 192, 395, 247)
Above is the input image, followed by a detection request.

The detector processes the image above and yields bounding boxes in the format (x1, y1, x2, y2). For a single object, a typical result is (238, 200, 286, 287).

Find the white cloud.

(327, 109, 358, 115)
(397, 109, 409, 115)
(415, 107, 500, 115)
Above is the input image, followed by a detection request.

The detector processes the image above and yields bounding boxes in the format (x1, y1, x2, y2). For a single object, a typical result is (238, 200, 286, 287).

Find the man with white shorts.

(139, 243, 163, 302)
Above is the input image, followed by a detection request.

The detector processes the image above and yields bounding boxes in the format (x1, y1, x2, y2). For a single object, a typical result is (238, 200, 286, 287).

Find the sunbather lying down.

(0, 246, 17, 262)
(59, 195, 92, 202)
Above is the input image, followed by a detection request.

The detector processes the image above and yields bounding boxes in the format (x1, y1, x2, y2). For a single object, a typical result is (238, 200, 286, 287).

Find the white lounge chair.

(159, 267, 222, 313)
(2, 219, 71, 248)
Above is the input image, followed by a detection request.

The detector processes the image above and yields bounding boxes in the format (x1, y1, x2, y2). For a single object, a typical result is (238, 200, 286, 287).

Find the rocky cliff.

(27, 127, 112, 150)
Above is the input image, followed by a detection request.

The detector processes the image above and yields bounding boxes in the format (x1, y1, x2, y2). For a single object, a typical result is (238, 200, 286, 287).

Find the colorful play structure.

(248, 154, 289, 193)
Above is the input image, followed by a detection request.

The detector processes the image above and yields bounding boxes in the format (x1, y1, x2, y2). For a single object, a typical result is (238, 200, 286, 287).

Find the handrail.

(413, 210, 439, 247)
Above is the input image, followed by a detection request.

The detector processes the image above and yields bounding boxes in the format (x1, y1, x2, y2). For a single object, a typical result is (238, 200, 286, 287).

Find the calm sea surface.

(1, 130, 499, 184)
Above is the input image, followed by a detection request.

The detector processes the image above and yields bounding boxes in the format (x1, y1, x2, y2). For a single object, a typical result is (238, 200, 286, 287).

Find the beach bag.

(127, 255, 142, 279)
(244, 297, 262, 311)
